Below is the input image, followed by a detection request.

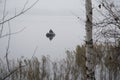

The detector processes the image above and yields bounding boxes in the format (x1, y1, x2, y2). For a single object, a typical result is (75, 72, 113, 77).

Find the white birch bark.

(85, 0, 95, 80)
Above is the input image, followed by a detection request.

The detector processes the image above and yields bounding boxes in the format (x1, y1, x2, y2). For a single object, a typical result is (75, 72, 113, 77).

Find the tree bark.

(85, 0, 95, 80)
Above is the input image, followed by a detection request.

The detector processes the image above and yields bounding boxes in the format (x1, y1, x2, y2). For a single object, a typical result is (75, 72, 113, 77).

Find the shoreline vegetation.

(0, 44, 120, 80)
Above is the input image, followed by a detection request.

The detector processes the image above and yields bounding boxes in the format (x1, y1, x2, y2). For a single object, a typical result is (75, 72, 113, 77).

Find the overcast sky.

(0, 0, 118, 60)
(0, 0, 89, 60)
(0, 0, 85, 16)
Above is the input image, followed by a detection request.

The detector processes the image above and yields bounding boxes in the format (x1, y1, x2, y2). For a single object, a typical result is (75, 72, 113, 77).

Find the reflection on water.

(0, 15, 85, 60)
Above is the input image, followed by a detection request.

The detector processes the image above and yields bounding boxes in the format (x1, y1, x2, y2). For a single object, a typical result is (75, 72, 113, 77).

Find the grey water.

(0, 0, 86, 60)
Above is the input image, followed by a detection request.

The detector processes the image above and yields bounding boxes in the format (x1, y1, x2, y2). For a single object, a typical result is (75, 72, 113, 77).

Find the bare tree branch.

(0, 27, 26, 38)
(21, 0, 29, 12)
(94, 0, 120, 44)
(0, 0, 7, 37)
(0, 0, 39, 25)
(5, 21, 11, 72)
(2, 65, 26, 80)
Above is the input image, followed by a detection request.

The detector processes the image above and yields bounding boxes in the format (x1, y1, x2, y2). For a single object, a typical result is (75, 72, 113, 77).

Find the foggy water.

(0, 15, 85, 60)
(0, 0, 86, 60)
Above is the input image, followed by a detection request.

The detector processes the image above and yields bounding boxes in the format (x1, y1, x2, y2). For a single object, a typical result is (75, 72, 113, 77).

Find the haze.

(0, 0, 86, 60)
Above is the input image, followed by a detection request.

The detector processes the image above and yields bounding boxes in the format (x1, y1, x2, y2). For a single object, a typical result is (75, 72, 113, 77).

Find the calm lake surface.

(0, 0, 86, 60)
(0, 15, 85, 60)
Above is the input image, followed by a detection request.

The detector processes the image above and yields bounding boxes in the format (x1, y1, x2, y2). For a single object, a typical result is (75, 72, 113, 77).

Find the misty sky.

(2, 0, 118, 60)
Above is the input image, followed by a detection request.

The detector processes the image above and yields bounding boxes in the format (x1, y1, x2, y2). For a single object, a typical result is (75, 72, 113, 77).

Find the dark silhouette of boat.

(46, 29, 55, 40)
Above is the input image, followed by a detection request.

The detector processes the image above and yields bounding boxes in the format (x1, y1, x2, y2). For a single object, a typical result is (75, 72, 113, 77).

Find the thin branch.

(31, 45, 38, 59)
(0, 0, 7, 37)
(0, 0, 39, 25)
(0, 27, 26, 38)
(21, 0, 29, 11)
(2, 65, 26, 80)
(94, 0, 120, 44)
(5, 21, 11, 72)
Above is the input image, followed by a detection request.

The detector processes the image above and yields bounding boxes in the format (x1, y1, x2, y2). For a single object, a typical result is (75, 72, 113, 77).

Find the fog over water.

(0, 0, 87, 60)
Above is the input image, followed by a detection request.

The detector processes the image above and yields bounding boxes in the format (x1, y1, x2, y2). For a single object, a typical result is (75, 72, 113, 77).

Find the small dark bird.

(98, 4, 101, 9)
(46, 29, 55, 41)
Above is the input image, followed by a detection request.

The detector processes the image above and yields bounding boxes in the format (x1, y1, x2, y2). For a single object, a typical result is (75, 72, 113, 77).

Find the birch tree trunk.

(85, 0, 95, 80)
